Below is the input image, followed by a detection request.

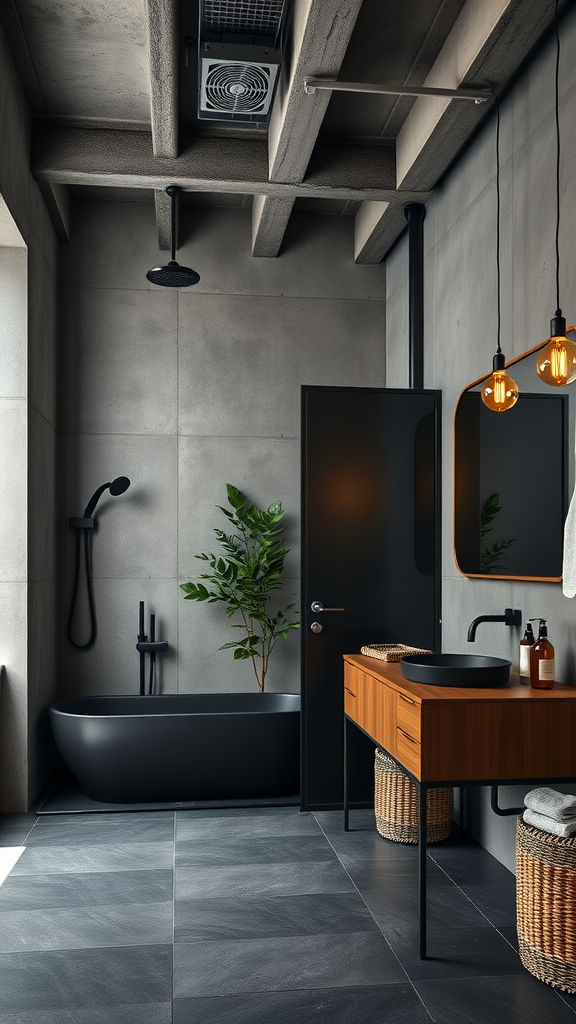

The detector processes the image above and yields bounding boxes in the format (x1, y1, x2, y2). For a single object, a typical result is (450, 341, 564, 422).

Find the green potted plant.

(180, 484, 300, 691)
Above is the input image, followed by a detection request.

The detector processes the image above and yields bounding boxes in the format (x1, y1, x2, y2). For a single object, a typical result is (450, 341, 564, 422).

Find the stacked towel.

(523, 788, 576, 837)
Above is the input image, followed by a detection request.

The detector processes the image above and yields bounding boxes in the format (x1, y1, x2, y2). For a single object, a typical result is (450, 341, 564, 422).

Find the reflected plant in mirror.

(480, 492, 517, 574)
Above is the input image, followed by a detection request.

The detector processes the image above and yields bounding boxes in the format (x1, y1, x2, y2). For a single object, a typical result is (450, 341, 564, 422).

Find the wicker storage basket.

(516, 814, 576, 993)
(374, 748, 452, 844)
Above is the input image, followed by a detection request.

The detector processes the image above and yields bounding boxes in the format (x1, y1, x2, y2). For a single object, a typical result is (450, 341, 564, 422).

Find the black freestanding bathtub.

(49, 693, 300, 803)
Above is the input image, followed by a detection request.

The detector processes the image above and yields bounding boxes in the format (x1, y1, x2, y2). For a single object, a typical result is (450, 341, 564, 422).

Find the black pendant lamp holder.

(146, 185, 200, 287)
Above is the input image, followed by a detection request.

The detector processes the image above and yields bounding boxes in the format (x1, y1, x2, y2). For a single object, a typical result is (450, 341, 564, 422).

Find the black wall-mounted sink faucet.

(467, 608, 522, 642)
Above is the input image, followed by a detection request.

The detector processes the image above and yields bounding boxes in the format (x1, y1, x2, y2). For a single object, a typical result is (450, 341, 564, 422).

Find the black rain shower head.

(83, 476, 131, 518)
(146, 186, 200, 288)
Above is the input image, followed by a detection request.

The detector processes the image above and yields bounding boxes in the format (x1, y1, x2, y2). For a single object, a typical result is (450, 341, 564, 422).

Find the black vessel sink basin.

(400, 653, 511, 687)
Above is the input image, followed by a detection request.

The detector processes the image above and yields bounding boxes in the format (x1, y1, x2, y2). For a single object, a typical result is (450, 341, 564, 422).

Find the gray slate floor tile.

(173, 984, 432, 1024)
(175, 833, 339, 867)
(0, 868, 173, 910)
(0, 944, 172, 1012)
(176, 809, 321, 840)
(0, 901, 173, 952)
(24, 812, 175, 847)
(175, 859, 355, 900)
(173, 931, 405, 997)
(11, 841, 174, 875)
(174, 891, 377, 942)
(416, 973, 576, 1023)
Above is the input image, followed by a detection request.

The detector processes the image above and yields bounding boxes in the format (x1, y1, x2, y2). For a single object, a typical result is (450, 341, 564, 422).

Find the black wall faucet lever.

(467, 608, 522, 642)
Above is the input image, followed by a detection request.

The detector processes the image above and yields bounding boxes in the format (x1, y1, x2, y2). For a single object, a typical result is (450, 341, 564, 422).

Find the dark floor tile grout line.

(310, 811, 435, 1020)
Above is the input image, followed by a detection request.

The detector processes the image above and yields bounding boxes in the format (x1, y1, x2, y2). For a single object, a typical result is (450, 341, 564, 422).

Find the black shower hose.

(67, 526, 98, 648)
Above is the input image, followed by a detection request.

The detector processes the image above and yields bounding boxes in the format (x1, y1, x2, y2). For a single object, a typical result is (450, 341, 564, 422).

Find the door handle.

(311, 601, 346, 613)
(310, 621, 323, 633)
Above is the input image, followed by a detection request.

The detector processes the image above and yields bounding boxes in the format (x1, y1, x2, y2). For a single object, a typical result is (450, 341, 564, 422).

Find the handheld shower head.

(83, 477, 131, 518)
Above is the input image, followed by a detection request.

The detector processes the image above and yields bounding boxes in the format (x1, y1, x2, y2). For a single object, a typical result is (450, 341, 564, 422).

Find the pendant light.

(481, 96, 519, 413)
(535, 0, 576, 387)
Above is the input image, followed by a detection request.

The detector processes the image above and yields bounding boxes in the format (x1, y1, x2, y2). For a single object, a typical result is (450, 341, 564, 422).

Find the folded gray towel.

(523, 808, 576, 837)
(524, 787, 576, 821)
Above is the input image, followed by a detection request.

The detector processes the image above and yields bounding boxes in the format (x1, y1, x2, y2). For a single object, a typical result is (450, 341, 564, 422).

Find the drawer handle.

(399, 694, 415, 705)
(344, 687, 357, 697)
(397, 726, 418, 744)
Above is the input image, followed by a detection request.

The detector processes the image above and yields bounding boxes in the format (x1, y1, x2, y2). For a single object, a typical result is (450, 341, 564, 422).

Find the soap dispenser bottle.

(529, 619, 555, 690)
(519, 622, 535, 680)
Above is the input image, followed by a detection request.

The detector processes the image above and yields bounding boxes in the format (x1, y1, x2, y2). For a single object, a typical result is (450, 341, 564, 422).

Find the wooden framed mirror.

(454, 341, 573, 581)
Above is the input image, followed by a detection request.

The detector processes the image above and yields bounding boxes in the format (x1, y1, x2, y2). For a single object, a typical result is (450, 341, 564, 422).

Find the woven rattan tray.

(361, 643, 432, 663)
(516, 814, 576, 992)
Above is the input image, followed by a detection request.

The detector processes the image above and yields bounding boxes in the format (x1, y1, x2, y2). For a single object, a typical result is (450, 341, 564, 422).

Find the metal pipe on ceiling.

(405, 204, 426, 390)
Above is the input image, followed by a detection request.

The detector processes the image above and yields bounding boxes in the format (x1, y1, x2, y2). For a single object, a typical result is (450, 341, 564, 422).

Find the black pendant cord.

(67, 528, 97, 649)
(554, 0, 561, 315)
(495, 93, 502, 357)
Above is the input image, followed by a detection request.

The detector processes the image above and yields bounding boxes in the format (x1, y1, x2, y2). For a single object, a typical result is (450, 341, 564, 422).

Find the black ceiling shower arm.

(146, 185, 200, 287)
(167, 184, 179, 262)
(405, 203, 426, 391)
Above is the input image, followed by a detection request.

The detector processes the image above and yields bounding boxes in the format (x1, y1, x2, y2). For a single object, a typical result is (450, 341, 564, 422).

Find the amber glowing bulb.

(535, 311, 576, 386)
(481, 351, 519, 412)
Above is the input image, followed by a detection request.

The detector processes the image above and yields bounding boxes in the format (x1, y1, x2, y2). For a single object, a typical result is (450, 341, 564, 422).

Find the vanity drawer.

(344, 665, 364, 723)
(396, 724, 421, 777)
(396, 692, 421, 741)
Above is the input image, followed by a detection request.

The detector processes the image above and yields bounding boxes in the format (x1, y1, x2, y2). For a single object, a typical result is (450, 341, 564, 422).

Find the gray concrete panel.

(28, 408, 57, 583)
(0, 581, 28, 811)
(0, 247, 27, 399)
(0, 399, 27, 583)
(177, 293, 385, 439)
(64, 288, 178, 435)
(28, 240, 58, 428)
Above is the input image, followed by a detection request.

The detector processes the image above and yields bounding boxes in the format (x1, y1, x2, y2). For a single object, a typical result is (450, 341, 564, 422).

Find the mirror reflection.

(454, 342, 573, 580)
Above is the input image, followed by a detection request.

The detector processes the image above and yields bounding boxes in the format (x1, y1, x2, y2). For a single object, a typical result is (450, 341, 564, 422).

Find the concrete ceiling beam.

(31, 127, 427, 204)
(396, 0, 556, 191)
(251, 195, 295, 257)
(36, 182, 71, 243)
(145, 0, 178, 160)
(268, 0, 363, 184)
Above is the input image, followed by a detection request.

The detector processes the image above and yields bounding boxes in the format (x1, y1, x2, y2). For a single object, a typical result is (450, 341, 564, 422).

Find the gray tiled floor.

(1, 806, 575, 1023)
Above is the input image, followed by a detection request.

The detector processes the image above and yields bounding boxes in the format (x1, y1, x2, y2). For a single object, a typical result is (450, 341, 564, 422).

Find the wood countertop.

(344, 654, 576, 703)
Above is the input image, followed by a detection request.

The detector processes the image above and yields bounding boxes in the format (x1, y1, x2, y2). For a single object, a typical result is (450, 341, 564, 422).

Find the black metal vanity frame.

(343, 714, 576, 960)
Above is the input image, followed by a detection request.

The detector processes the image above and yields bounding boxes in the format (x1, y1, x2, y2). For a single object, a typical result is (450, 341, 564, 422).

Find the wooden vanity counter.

(344, 654, 576, 785)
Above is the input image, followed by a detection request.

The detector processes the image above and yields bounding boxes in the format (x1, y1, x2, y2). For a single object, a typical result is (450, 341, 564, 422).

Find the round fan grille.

(205, 62, 270, 112)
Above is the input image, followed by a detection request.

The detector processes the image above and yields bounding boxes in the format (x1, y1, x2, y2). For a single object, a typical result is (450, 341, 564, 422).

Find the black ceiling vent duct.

(198, 0, 288, 124)
(146, 186, 200, 288)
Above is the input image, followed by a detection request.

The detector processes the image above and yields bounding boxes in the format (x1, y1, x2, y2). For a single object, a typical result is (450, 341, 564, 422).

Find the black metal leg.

(343, 715, 349, 831)
(418, 782, 427, 959)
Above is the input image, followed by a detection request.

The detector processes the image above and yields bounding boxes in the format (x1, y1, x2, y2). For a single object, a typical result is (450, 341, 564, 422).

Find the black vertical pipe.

(405, 203, 426, 390)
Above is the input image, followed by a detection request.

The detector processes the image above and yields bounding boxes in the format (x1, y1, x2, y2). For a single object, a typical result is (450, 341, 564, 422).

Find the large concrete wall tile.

(29, 408, 57, 582)
(0, 247, 27, 399)
(178, 591, 301, 695)
(178, 293, 385, 437)
(0, 581, 28, 811)
(65, 288, 178, 434)
(63, 577, 178, 699)
(27, 579, 58, 801)
(65, 433, 178, 579)
(0, 399, 27, 582)
(177, 208, 385, 301)
(61, 199, 157, 291)
(28, 240, 58, 428)
(177, 436, 300, 581)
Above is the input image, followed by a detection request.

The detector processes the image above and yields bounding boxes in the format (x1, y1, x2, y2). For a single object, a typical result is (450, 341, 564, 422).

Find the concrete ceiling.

(0, 0, 566, 260)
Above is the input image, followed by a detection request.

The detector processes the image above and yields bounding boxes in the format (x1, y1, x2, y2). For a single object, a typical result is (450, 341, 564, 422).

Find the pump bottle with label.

(519, 622, 535, 680)
(529, 619, 555, 690)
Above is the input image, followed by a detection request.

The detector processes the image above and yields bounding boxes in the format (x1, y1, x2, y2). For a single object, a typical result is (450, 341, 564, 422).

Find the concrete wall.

(0, 22, 59, 811)
(386, 6, 576, 871)
(60, 201, 385, 700)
